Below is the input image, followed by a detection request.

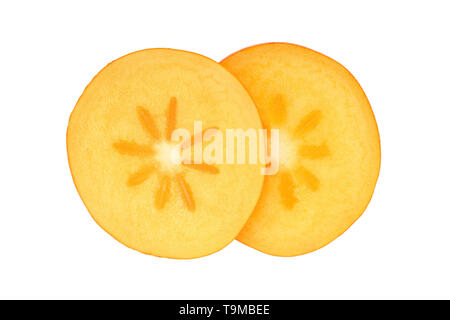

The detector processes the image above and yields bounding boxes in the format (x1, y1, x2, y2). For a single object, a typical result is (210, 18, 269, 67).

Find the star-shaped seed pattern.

(113, 97, 219, 212)
(274, 102, 331, 209)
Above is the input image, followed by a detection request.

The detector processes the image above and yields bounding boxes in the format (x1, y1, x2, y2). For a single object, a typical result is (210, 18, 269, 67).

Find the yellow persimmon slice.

(221, 43, 381, 256)
(67, 48, 264, 259)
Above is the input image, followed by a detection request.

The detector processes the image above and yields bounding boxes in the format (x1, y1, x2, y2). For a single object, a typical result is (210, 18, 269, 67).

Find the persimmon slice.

(221, 43, 381, 256)
(67, 48, 264, 259)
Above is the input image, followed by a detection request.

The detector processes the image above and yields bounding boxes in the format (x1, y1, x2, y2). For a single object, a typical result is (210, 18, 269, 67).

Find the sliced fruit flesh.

(67, 49, 264, 259)
(221, 43, 380, 256)
(113, 97, 221, 212)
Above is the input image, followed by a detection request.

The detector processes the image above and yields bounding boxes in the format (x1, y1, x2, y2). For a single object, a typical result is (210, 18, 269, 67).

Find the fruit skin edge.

(66, 48, 265, 259)
(221, 42, 381, 257)
(237, 189, 380, 258)
(67, 44, 381, 258)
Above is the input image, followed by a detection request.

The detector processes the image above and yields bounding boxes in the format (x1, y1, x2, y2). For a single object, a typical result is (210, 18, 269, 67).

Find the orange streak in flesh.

(175, 174, 195, 212)
(179, 126, 219, 150)
(299, 143, 330, 159)
(296, 165, 320, 191)
(182, 163, 220, 174)
(136, 106, 161, 140)
(166, 97, 177, 141)
(295, 110, 322, 137)
(113, 141, 154, 157)
(155, 175, 171, 210)
(278, 170, 299, 209)
(127, 165, 155, 186)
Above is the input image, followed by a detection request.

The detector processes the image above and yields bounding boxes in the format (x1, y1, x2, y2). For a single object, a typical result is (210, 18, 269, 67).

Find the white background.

(1, 0, 449, 299)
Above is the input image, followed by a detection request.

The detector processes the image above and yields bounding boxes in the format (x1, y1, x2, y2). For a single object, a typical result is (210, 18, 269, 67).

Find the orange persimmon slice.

(221, 43, 381, 256)
(67, 49, 264, 259)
